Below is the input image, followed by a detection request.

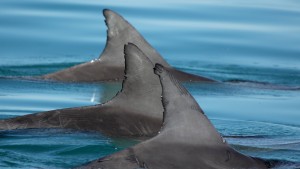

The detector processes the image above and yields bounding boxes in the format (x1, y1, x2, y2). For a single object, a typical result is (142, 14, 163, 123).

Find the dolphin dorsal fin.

(111, 44, 163, 119)
(154, 64, 224, 145)
(121, 43, 161, 97)
(99, 9, 170, 68)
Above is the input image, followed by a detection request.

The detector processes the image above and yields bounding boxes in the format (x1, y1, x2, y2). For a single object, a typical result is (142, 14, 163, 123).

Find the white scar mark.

(38, 111, 60, 128)
(59, 115, 72, 128)
(73, 123, 82, 130)
(22, 122, 28, 129)
(36, 111, 71, 128)
(5, 122, 16, 130)
(4, 121, 28, 130)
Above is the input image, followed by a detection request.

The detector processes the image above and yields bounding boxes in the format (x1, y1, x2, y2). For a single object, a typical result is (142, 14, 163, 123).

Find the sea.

(0, 0, 299, 168)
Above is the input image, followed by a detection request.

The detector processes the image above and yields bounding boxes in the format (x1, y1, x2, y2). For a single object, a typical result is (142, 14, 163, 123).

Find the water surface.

(0, 0, 299, 168)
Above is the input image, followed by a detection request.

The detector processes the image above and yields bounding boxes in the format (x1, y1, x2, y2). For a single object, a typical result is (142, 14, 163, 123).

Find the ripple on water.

(212, 119, 300, 162)
(0, 0, 299, 168)
(0, 129, 138, 168)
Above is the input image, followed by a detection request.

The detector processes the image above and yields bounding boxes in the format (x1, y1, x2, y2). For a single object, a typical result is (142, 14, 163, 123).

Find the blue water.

(0, 0, 300, 168)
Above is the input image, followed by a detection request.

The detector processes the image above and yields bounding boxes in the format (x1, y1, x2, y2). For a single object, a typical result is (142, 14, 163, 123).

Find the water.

(0, 0, 300, 168)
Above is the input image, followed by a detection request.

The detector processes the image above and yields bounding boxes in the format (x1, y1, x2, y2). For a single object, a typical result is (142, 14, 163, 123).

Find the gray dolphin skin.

(42, 9, 214, 82)
(77, 64, 268, 169)
(0, 44, 163, 138)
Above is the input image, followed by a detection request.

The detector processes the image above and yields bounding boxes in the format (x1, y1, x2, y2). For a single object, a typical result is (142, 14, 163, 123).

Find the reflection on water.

(0, 0, 299, 168)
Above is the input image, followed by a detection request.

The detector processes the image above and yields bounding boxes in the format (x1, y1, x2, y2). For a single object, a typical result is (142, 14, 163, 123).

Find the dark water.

(0, 0, 299, 168)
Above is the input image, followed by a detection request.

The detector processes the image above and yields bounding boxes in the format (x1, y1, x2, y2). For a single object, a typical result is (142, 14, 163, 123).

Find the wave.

(223, 135, 268, 138)
(225, 79, 300, 91)
(267, 160, 300, 169)
(228, 144, 300, 168)
(1, 62, 300, 94)
(0, 62, 82, 76)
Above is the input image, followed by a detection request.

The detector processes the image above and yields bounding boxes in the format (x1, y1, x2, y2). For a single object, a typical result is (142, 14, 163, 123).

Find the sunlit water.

(0, 0, 299, 168)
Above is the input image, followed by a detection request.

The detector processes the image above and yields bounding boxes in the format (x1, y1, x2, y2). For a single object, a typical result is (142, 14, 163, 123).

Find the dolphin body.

(42, 9, 214, 83)
(77, 64, 268, 169)
(0, 44, 163, 138)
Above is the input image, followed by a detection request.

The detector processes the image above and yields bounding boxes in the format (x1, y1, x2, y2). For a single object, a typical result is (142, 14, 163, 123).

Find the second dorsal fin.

(110, 43, 163, 120)
(99, 9, 170, 68)
(120, 43, 161, 97)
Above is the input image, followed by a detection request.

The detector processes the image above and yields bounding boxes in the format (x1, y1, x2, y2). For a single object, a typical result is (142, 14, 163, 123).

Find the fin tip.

(103, 9, 113, 18)
(124, 43, 139, 55)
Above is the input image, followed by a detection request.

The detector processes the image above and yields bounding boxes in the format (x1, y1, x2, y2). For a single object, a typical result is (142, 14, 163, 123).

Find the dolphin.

(77, 64, 268, 169)
(0, 44, 163, 138)
(42, 9, 214, 82)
